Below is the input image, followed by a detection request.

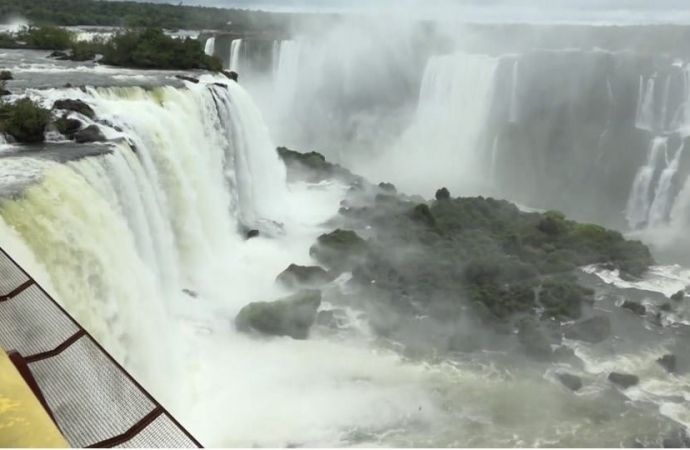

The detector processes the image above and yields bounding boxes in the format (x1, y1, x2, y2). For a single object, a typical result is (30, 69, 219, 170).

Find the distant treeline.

(0, 0, 317, 32)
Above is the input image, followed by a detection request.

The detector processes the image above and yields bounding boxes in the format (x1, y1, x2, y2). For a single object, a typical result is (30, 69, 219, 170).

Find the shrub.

(1, 98, 52, 144)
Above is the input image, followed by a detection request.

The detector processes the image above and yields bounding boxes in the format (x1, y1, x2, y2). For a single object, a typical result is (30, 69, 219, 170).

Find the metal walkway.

(0, 248, 201, 448)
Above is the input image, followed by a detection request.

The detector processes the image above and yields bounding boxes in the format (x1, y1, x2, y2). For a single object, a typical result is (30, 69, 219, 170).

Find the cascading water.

(636, 76, 656, 131)
(627, 65, 690, 232)
(229, 39, 243, 72)
(204, 37, 216, 57)
(359, 52, 498, 197)
(0, 78, 452, 447)
(626, 137, 667, 229)
(648, 143, 685, 227)
(509, 59, 519, 124)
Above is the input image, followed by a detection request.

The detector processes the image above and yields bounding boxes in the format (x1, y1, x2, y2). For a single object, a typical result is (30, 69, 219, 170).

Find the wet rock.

(1, 89, 10, 97)
(48, 51, 70, 60)
(671, 290, 685, 302)
(556, 372, 583, 392)
(74, 125, 106, 143)
(182, 289, 197, 298)
(662, 428, 690, 448)
(175, 74, 199, 84)
(657, 354, 677, 374)
(553, 345, 580, 364)
(517, 317, 553, 361)
(660, 303, 673, 312)
(235, 290, 321, 340)
(223, 70, 238, 82)
(246, 229, 260, 240)
(608, 372, 639, 389)
(309, 229, 368, 271)
(53, 99, 96, 120)
(621, 300, 647, 316)
(563, 316, 611, 344)
(447, 332, 480, 353)
(276, 264, 334, 290)
(55, 117, 82, 136)
(0, 70, 12, 81)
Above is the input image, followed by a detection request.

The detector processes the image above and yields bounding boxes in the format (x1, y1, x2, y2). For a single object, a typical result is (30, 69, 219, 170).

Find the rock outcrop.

(235, 290, 322, 340)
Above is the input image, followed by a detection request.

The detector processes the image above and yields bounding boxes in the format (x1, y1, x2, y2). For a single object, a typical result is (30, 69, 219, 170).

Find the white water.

(509, 59, 519, 124)
(204, 37, 216, 57)
(229, 39, 243, 72)
(648, 143, 685, 227)
(636, 75, 656, 131)
(0, 79, 458, 447)
(626, 137, 667, 229)
(357, 52, 499, 197)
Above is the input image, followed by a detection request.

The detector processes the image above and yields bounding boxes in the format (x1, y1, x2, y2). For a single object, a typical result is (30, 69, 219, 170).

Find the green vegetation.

(0, 0, 305, 33)
(278, 148, 654, 328)
(0, 98, 52, 144)
(0, 25, 222, 71)
(100, 28, 222, 71)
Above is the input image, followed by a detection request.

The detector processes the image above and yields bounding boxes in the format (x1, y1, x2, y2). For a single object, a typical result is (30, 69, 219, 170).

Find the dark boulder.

(316, 309, 348, 329)
(662, 428, 690, 448)
(671, 290, 685, 302)
(175, 74, 199, 84)
(276, 264, 334, 290)
(309, 229, 368, 271)
(563, 316, 611, 344)
(657, 354, 677, 374)
(48, 51, 70, 60)
(0, 70, 12, 81)
(660, 303, 673, 312)
(55, 117, 82, 136)
(621, 300, 647, 316)
(517, 317, 553, 361)
(246, 229, 260, 240)
(556, 372, 583, 392)
(53, 99, 96, 120)
(235, 290, 322, 340)
(447, 332, 480, 353)
(74, 125, 106, 144)
(223, 70, 238, 82)
(182, 289, 198, 298)
(1, 89, 10, 97)
(608, 372, 639, 389)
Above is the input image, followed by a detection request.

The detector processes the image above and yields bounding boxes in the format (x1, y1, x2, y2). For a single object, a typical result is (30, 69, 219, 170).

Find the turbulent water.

(5, 23, 690, 447)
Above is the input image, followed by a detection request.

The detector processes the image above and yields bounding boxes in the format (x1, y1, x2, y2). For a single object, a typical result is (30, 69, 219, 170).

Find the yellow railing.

(0, 348, 68, 448)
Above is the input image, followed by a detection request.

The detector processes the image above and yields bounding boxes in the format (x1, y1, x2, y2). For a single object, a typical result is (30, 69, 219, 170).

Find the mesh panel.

(0, 285, 79, 356)
(0, 250, 29, 295)
(0, 248, 201, 448)
(115, 414, 200, 448)
(28, 336, 155, 447)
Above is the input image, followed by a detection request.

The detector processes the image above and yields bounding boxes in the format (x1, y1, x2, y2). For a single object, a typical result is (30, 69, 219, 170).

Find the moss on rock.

(235, 290, 322, 340)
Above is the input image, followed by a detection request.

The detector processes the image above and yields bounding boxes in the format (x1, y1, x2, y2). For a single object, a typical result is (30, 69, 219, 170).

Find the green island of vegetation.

(0, 25, 223, 71)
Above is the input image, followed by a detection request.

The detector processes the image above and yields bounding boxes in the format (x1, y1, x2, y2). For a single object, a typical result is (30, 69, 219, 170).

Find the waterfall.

(625, 136, 666, 229)
(0, 80, 288, 405)
(509, 59, 519, 124)
(367, 52, 498, 196)
(648, 142, 684, 227)
(635, 75, 656, 131)
(229, 39, 243, 72)
(273, 40, 304, 113)
(204, 37, 216, 57)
